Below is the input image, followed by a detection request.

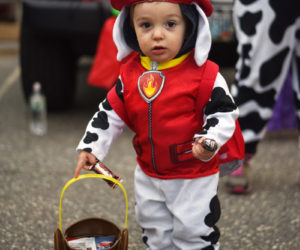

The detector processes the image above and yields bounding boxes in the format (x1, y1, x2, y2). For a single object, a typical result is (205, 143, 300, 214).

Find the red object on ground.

(88, 17, 120, 90)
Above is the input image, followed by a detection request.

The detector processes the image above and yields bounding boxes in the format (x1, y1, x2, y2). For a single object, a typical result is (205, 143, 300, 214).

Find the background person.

(226, 0, 300, 194)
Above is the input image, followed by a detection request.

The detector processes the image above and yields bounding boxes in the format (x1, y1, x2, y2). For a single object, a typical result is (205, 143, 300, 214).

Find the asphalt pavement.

(0, 24, 300, 250)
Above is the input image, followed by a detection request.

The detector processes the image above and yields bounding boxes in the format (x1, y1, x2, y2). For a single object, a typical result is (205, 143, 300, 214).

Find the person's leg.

(292, 38, 300, 184)
(164, 174, 220, 250)
(227, 0, 299, 193)
(291, 27, 300, 134)
(134, 165, 175, 250)
(135, 165, 220, 250)
(267, 70, 298, 131)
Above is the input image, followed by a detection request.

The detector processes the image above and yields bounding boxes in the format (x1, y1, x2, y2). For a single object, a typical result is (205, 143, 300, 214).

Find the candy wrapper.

(88, 162, 123, 189)
(67, 235, 116, 250)
(194, 137, 218, 152)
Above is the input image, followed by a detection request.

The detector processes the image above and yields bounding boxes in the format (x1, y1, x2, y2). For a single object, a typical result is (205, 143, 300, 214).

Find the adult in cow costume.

(75, 0, 244, 248)
(226, 0, 300, 194)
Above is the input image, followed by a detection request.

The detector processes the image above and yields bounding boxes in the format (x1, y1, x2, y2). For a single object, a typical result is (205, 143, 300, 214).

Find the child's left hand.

(192, 137, 215, 161)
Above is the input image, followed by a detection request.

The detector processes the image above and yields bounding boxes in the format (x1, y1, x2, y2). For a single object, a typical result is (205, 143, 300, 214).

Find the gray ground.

(0, 43, 299, 250)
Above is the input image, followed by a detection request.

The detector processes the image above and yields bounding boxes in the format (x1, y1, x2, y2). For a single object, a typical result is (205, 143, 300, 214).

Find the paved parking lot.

(0, 20, 299, 250)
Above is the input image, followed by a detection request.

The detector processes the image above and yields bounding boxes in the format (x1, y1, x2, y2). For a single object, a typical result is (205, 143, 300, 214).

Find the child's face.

(132, 2, 186, 63)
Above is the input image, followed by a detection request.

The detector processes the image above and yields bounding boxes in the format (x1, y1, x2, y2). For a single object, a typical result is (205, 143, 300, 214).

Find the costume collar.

(140, 52, 191, 70)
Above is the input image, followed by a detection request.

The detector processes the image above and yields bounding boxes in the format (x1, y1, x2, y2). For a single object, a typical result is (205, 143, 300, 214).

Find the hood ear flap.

(113, 7, 133, 61)
(193, 3, 211, 66)
(113, 3, 212, 67)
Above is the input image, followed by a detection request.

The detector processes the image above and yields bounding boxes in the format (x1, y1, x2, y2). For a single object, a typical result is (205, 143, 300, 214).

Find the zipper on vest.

(148, 60, 161, 175)
(148, 103, 160, 175)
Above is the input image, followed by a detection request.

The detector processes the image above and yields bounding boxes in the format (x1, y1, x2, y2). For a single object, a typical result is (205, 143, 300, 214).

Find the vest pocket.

(169, 140, 197, 164)
(133, 135, 143, 156)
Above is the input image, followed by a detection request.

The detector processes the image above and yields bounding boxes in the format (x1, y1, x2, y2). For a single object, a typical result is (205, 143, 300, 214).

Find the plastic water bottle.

(29, 82, 47, 135)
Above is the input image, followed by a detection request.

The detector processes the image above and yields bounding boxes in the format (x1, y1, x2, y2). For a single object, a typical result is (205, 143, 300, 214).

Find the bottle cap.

(33, 82, 41, 91)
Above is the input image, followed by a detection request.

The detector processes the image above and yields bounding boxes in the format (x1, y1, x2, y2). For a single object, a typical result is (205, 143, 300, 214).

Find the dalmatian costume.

(77, 0, 241, 249)
(231, 0, 300, 154)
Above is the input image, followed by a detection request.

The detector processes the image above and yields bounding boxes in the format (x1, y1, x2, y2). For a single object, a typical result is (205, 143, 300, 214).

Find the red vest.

(108, 53, 229, 179)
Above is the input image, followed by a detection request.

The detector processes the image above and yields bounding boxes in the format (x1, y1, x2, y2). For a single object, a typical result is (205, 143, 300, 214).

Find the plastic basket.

(54, 174, 128, 250)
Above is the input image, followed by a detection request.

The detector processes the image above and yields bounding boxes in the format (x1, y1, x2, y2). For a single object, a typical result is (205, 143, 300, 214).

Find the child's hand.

(74, 151, 97, 178)
(192, 137, 215, 161)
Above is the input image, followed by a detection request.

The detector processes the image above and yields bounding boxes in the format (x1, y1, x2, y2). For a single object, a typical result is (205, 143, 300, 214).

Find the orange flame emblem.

(138, 71, 165, 102)
(144, 74, 156, 98)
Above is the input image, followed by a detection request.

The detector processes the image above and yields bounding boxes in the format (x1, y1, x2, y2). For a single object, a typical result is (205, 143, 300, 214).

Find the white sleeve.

(76, 98, 126, 161)
(194, 72, 239, 159)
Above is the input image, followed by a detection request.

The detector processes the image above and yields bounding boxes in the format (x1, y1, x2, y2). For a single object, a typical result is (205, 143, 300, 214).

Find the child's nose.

(152, 26, 164, 40)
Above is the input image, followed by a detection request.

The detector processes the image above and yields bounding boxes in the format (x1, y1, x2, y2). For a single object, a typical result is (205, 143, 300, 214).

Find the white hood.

(112, 2, 212, 67)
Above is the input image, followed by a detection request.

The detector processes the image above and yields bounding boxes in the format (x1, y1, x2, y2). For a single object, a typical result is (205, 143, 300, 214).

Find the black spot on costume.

(83, 131, 99, 144)
(91, 111, 109, 130)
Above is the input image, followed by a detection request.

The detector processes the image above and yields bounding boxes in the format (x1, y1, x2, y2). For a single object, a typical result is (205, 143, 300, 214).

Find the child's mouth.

(152, 46, 166, 55)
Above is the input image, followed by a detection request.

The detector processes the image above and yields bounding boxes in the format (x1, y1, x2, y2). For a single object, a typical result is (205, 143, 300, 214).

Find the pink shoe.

(225, 154, 253, 194)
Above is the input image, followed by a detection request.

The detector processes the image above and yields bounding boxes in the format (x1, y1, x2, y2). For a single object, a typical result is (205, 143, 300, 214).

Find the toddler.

(75, 0, 242, 249)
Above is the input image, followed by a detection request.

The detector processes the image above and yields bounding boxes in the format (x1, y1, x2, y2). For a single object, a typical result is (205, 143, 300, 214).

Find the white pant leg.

(134, 165, 220, 250)
(163, 173, 220, 250)
(134, 166, 175, 250)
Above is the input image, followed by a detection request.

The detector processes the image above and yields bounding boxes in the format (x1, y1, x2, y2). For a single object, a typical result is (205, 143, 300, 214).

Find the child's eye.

(166, 21, 176, 28)
(141, 22, 151, 29)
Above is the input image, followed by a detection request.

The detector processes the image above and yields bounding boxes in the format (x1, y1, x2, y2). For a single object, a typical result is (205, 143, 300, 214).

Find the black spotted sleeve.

(76, 79, 126, 161)
(194, 72, 239, 158)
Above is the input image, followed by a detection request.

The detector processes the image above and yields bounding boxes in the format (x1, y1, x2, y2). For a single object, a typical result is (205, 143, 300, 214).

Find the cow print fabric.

(78, 97, 126, 159)
(232, 0, 300, 154)
(201, 195, 221, 245)
(83, 131, 98, 144)
(239, 11, 262, 36)
(91, 111, 109, 130)
(205, 87, 237, 115)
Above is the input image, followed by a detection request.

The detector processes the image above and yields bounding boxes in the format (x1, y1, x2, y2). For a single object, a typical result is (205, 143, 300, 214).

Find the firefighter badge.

(138, 71, 165, 103)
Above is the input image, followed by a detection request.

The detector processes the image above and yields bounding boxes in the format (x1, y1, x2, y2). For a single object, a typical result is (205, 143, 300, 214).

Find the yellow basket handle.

(59, 174, 128, 231)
